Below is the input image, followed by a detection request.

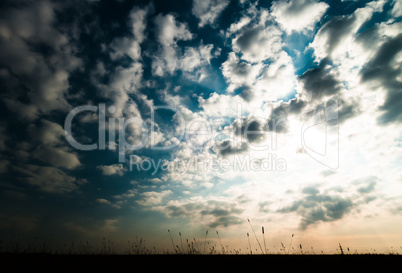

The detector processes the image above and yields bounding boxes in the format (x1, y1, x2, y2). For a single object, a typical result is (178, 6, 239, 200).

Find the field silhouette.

(1, 225, 400, 255)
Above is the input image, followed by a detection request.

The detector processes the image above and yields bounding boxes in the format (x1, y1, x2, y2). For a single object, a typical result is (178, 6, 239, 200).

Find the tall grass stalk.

(216, 231, 224, 254)
(247, 218, 263, 254)
(247, 233, 252, 254)
(262, 226, 267, 254)
(168, 230, 177, 254)
(287, 234, 294, 254)
(204, 230, 208, 254)
(179, 232, 183, 254)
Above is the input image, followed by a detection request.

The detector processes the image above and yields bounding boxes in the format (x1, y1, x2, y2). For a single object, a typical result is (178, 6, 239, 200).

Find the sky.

(0, 0, 401, 254)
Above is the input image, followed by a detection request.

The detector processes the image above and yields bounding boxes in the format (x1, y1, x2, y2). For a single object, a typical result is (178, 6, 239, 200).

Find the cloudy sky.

(0, 0, 401, 253)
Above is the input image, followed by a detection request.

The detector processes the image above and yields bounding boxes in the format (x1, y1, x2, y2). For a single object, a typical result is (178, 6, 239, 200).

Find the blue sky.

(0, 0, 402, 253)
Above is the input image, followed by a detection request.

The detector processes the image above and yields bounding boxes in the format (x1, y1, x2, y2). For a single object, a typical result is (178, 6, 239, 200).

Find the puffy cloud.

(391, 0, 402, 17)
(28, 120, 65, 145)
(32, 146, 81, 170)
(181, 44, 214, 78)
(192, 0, 230, 28)
(14, 164, 87, 194)
(271, 0, 329, 34)
(152, 13, 214, 79)
(360, 33, 402, 125)
(353, 176, 377, 194)
(254, 51, 297, 101)
(0, 0, 82, 121)
(97, 164, 125, 176)
(220, 52, 297, 105)
(221, 52, 263, 93)
(154, 199, 244, 228)
(27, 120, 81, 170)
(215, 140, 249, 157)
(231, 15, 283, 63)
(136, 190, 172, 206)
(278, 186, 355, 230)
(310, 3, 384, 62)
(154, 14, 192, 46)
(109, 37, 141, 61)
(108, 5, 151, 61)
(129, 5, 151, 44)
(96, 198, 112, 205)
(223, 8, 297, 101)
(299, 58, 343, 101)
(96, 198, 121, 209)
(198, 92, 246, 117)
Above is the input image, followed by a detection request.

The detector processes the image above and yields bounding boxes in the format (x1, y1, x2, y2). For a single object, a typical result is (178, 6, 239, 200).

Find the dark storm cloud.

(268, 104, 289, 133)
(324, 97, 360, 124)
(216, 140, 249, 157)
(236, 28, 261, 52)
(223, 97, 306, 151)
(299, 58, 342, 100)
(266, 98, 306, 134)
(278, 186, 355, 230)
(360, 33, 402, 125)
(226, 58, 254, 76)
(238, 85, 254, 101)
(231, 118, 267, 143)
(315, 14, 357, 57)
(288, 98, 306, 114)
(0, 0, 85, 121)
(208, 215, 243, 228)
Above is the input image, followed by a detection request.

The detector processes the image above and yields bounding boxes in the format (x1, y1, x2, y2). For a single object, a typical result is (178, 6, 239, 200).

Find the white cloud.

(108, 4, 151, 61)
(254, 51, 297, 101)
(309, 2, 385, 62)
(391, 0, 402, 17)
(192, 0, 230, 28)
(109, 37, 141, 61)
(154, 14, 192, 47)
(221, 6, 298, 102)
(129, 6, 150, 44)
(148, 178, 163, 184)
(97, 164, 125, 176)
(220, 51, 296, 102)
(271, 0, 329, 34)
(198, 92, 246, 117)
(136, 190, 172, 206)
(96, 198, 121, 209)
(221, 52, 263, 93)
(231, 20, 283, 63)
(181, 44, 214, 78)
(152, 13, 215, 79)
(96, 198, 111, 205)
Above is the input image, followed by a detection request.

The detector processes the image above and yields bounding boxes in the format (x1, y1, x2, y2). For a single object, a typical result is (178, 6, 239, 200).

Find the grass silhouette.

(0, 222, 400, 255)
